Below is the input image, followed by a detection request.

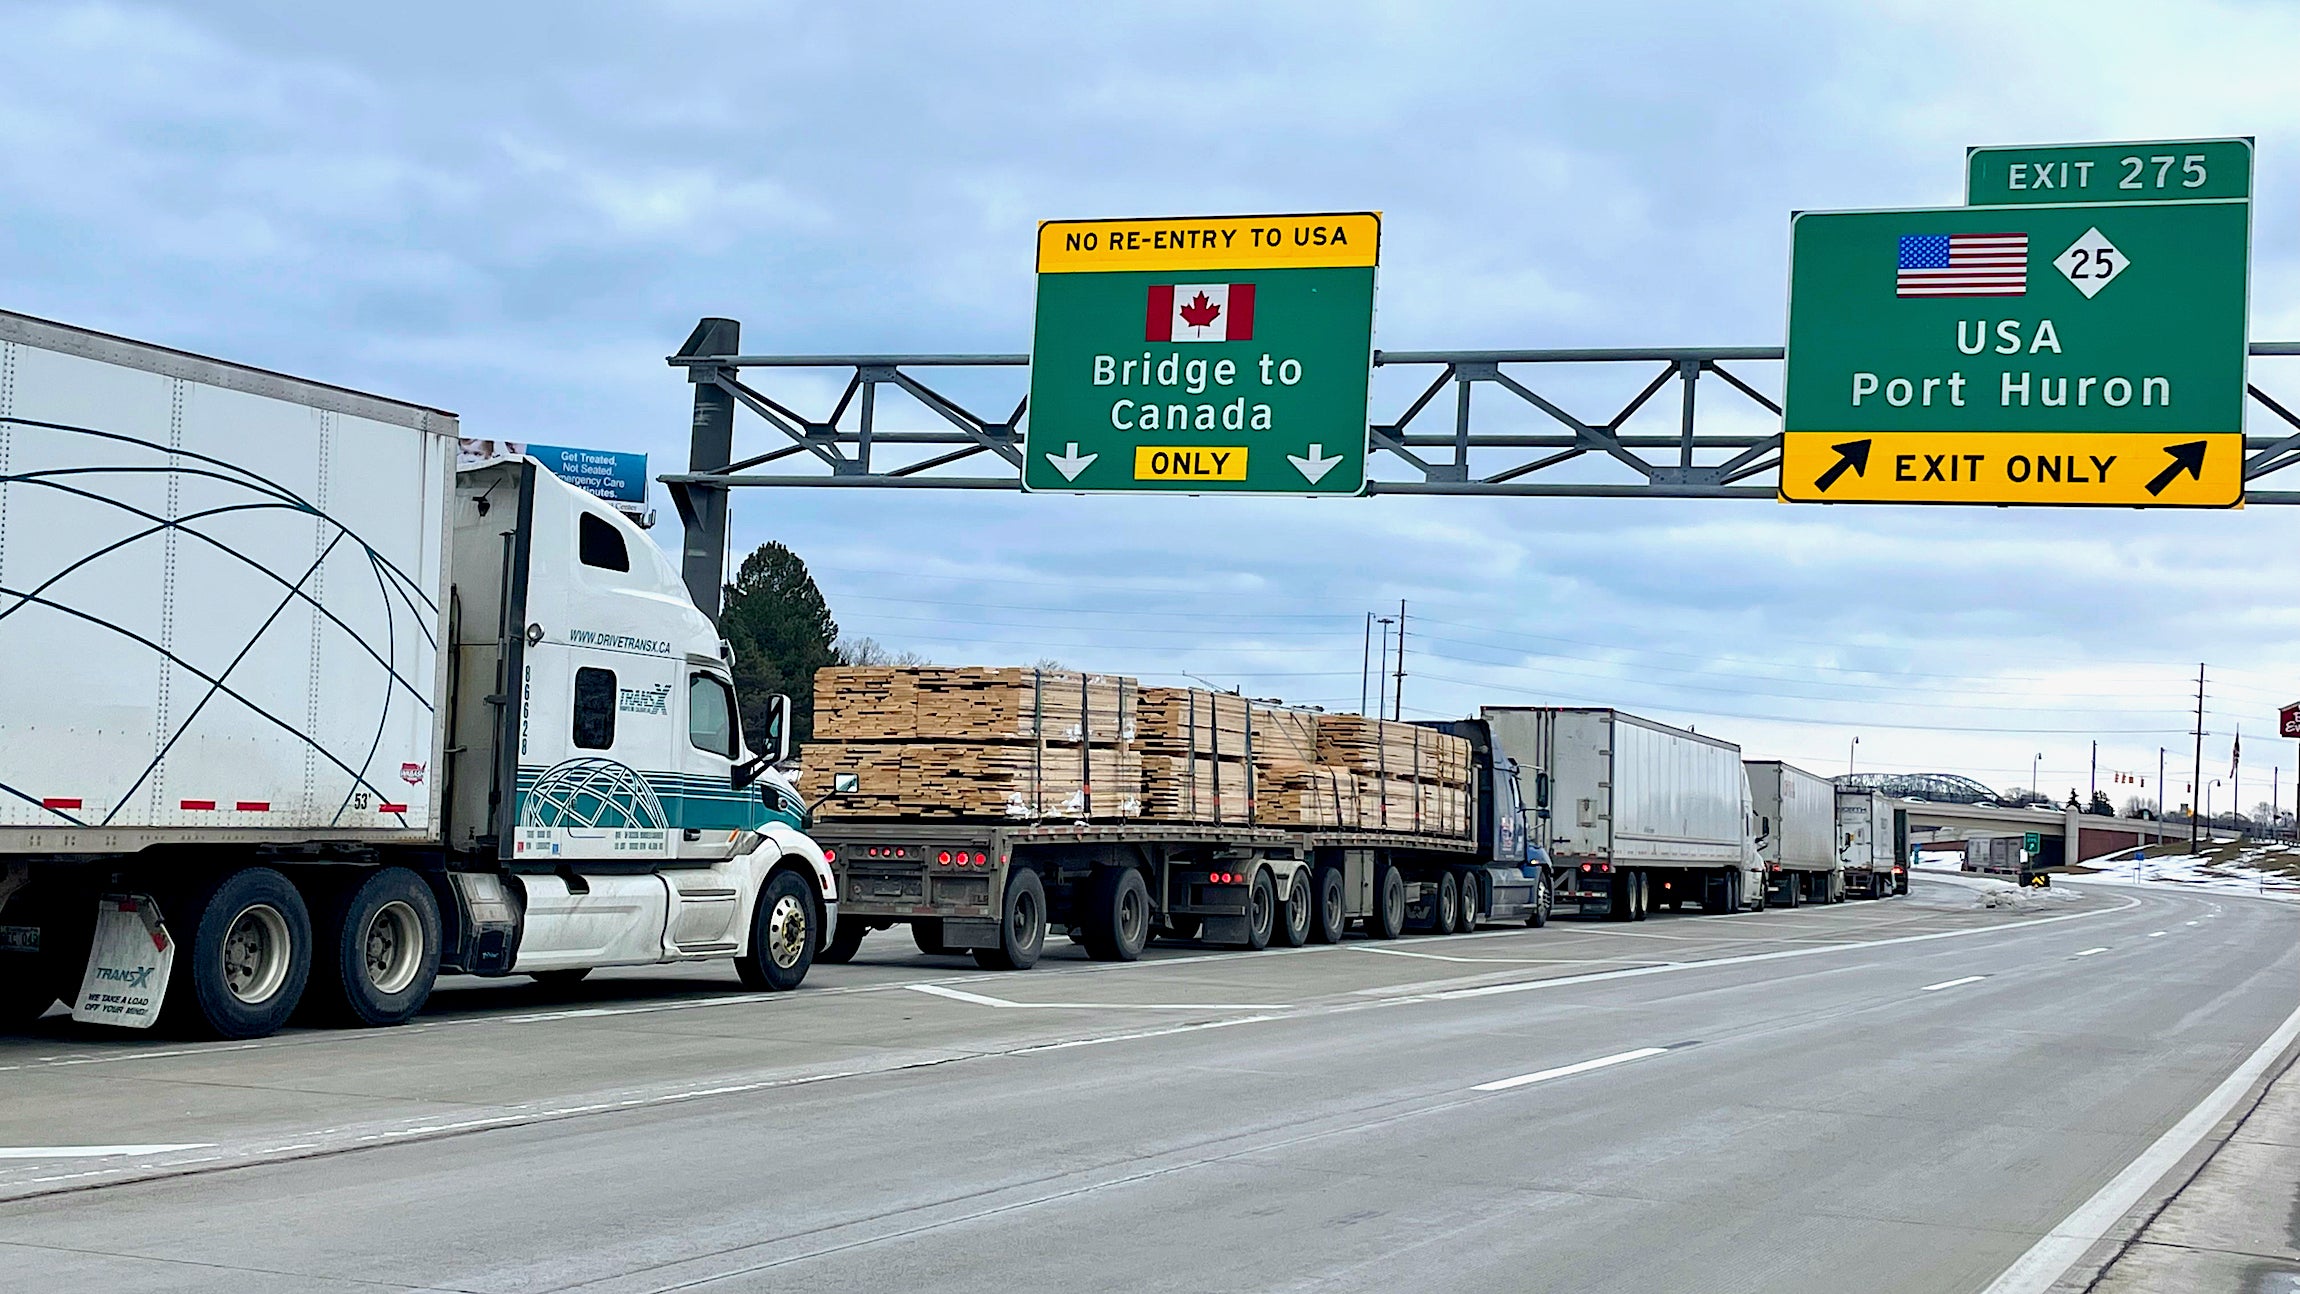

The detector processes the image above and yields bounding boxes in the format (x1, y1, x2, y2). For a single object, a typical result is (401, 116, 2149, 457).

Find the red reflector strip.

(236, 801, 270, 812)
(43, 797, 82, 810)
(180, 800, 216, 811)
(379, 803, 408, 814)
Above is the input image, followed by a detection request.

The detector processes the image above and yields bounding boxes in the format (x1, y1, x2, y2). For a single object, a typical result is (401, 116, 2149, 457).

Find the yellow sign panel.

(1779, 431, 2242, 507)
(1134, 445, 1248, 481)
(1038, 212, 1379, 274)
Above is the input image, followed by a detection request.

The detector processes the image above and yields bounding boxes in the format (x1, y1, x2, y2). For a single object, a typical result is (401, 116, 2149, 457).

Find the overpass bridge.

(1889, 798, 2191, 868)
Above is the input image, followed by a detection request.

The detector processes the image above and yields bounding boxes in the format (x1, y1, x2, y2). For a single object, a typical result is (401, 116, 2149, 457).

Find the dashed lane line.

(1920, 975, 1987, 992)
(1471, 1046, 1672, 1092)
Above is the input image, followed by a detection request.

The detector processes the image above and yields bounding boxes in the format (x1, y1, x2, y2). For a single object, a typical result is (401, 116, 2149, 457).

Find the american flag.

(1896, 232, 2027, 297)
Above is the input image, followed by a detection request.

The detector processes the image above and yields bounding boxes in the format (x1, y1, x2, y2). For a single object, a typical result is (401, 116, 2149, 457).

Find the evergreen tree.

(719, 542, 839, 749)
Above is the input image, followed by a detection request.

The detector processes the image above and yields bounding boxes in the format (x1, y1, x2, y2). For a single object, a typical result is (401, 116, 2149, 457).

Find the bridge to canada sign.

(1780, 138, 2251, 507)
(1024, 212, 1379, 495)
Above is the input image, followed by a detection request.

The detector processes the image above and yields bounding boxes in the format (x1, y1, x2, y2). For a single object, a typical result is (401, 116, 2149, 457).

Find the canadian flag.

(1147, 283, 1255, 343)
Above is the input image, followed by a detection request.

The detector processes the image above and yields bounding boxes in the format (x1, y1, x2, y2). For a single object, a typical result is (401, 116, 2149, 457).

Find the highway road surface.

(0, 874, 2293, 1293)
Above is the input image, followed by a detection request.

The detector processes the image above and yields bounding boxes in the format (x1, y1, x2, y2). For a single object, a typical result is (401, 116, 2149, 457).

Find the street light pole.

(1848, 735, 1860, 776)
(2032, 752, 2042, 802)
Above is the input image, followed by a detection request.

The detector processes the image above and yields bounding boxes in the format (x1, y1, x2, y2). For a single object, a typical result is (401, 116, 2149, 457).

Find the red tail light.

(823, 848, 837, 863)
(973, 853, 988, 866)
(938, 851, 951, 865)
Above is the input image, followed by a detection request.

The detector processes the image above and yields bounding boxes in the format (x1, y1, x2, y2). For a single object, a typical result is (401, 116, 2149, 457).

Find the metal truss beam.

(663, 326, 2300, 506)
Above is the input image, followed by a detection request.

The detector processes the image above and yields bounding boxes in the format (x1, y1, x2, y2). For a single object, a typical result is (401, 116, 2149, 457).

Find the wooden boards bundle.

(806, 667, 1141, 820)
(805, 667, 1471, 836)
(1315, 714, 1472, 787)
(814, 667, 1135, 744)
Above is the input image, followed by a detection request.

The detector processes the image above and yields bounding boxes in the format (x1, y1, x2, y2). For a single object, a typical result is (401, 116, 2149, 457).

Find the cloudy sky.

(4, 0, 2297, 811)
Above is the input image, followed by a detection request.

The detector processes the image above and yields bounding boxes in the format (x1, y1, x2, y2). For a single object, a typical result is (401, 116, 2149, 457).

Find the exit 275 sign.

(1024, 212, 1379, 494)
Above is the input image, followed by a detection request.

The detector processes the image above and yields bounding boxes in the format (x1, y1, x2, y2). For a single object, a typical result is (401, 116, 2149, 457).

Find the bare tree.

(834, 637, 932, 667)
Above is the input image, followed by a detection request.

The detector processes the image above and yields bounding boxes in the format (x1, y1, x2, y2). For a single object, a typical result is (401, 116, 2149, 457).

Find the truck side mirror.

(1534, 772, 1550, 810)
(764, 694, 792, 764)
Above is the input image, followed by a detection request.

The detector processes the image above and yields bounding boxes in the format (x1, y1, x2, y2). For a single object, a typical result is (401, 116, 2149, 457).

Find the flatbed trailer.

(814, 816, 1543, 969)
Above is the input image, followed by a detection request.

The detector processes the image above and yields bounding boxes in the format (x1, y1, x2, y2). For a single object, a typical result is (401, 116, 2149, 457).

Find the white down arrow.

(1287, 443, 1343, 484)
(1044, 442, 1097, 482)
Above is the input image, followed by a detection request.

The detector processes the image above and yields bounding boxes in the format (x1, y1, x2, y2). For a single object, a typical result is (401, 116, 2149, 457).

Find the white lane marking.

(905, 984, 1286, 1011)
(1472, 1047, 1670, 1092)
(1920, 975, 1987, 992)
(2075, 947, 2109, 957)
(2186, 920, 2199, 926)
(1981, 994, 2300, 1294)
(1360, 895, 2142, 1002)
(0, 1143, 213, 1159)
(2148, 931, 2167, 938)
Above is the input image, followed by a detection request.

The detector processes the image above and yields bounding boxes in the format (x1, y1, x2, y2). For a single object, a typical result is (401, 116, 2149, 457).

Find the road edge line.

(1978, 995, 2300, 1294)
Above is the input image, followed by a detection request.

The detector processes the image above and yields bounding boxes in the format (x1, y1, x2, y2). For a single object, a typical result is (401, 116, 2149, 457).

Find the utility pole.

(2190, 663, 2205, 855)
(2089, 740, 2097, 802)
(1359, 613, 1373, 717)
(1392, 598, 1407, 721)
(1374, 617, 1394, 719)
(2158, 746, 2165, 828)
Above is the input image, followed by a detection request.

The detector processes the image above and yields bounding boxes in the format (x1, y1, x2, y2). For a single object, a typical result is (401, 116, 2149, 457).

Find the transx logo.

(93, 963, 156, 989)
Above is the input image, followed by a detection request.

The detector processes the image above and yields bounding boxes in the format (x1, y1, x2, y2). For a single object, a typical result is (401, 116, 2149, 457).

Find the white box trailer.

(1835, 787, 1908, 898)
(1745, 760, 1844, 906)
(0, 310, 835, 1039)
(1483, 708, 1762, 919)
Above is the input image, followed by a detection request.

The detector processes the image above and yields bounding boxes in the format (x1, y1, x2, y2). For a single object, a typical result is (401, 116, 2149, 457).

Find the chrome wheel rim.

(1118, 885, 1145, 948)
(363, 900, 422, 996)
(222, 904, 292, 1005)
(766, 893, 808, 968)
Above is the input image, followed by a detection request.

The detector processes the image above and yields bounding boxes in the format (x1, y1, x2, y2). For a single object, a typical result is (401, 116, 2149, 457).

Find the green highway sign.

(1024, 212, 1378, 494)
(1781, 149, 2251, 507)
(1968, 137, 2252, 206)
(2024, 831, 2041, 852)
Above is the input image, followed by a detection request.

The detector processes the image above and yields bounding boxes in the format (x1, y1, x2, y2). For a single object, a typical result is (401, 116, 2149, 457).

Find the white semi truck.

(1745, 760, 1844, 906)
(0, 309, 836, 1039)
(1835, 787, 1908, 898)
(1486, 708, 1765, 919)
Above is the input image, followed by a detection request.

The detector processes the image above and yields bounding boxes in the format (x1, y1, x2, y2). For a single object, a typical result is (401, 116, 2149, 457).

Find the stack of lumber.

(813, 666, 1134, 743)
(803, 667, 1473, 837)
(1314, 714, 1473, 787)
(804, 667, 1141, 820)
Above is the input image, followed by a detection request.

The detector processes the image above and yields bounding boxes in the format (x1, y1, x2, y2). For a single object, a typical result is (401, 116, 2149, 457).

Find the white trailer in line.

(1485, 707, 1764, 920)
(1835, 787, 1909, 898)
(1745, 760, 1845, 906)
(0, 309, 835, 1039)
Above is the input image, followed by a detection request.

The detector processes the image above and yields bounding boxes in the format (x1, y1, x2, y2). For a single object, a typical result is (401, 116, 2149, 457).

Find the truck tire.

(1311, 869, 1346, 944)
(1276, 871, 1312, 947)
(1630, 872, 1650, 921)
(734, 869, 814, 991)
(303, 867, 440, 1028)
(1434, 872, 1460, 935)
(818, 917, 871, 965)
(1526, 873, 1550, 928)
(1458, 872, 1480, 930)
(1782, 875, 1801, 908)
(1367, 864, 1406, 940)
(911, 919, 953, 956)
(164, 867, 313, 1040)
(974, 868, 1046, 971)
(1082, 867, 1151, 962)
(1607, 873, 1632, 922)
(1244, 868, 1276, 951)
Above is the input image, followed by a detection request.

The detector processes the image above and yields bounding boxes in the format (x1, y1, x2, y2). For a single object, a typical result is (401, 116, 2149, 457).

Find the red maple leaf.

(1177, 291, 1222, 331)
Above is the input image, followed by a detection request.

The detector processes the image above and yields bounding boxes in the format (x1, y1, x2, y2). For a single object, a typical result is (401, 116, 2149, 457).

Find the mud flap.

(71, 894, 174, 1029)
